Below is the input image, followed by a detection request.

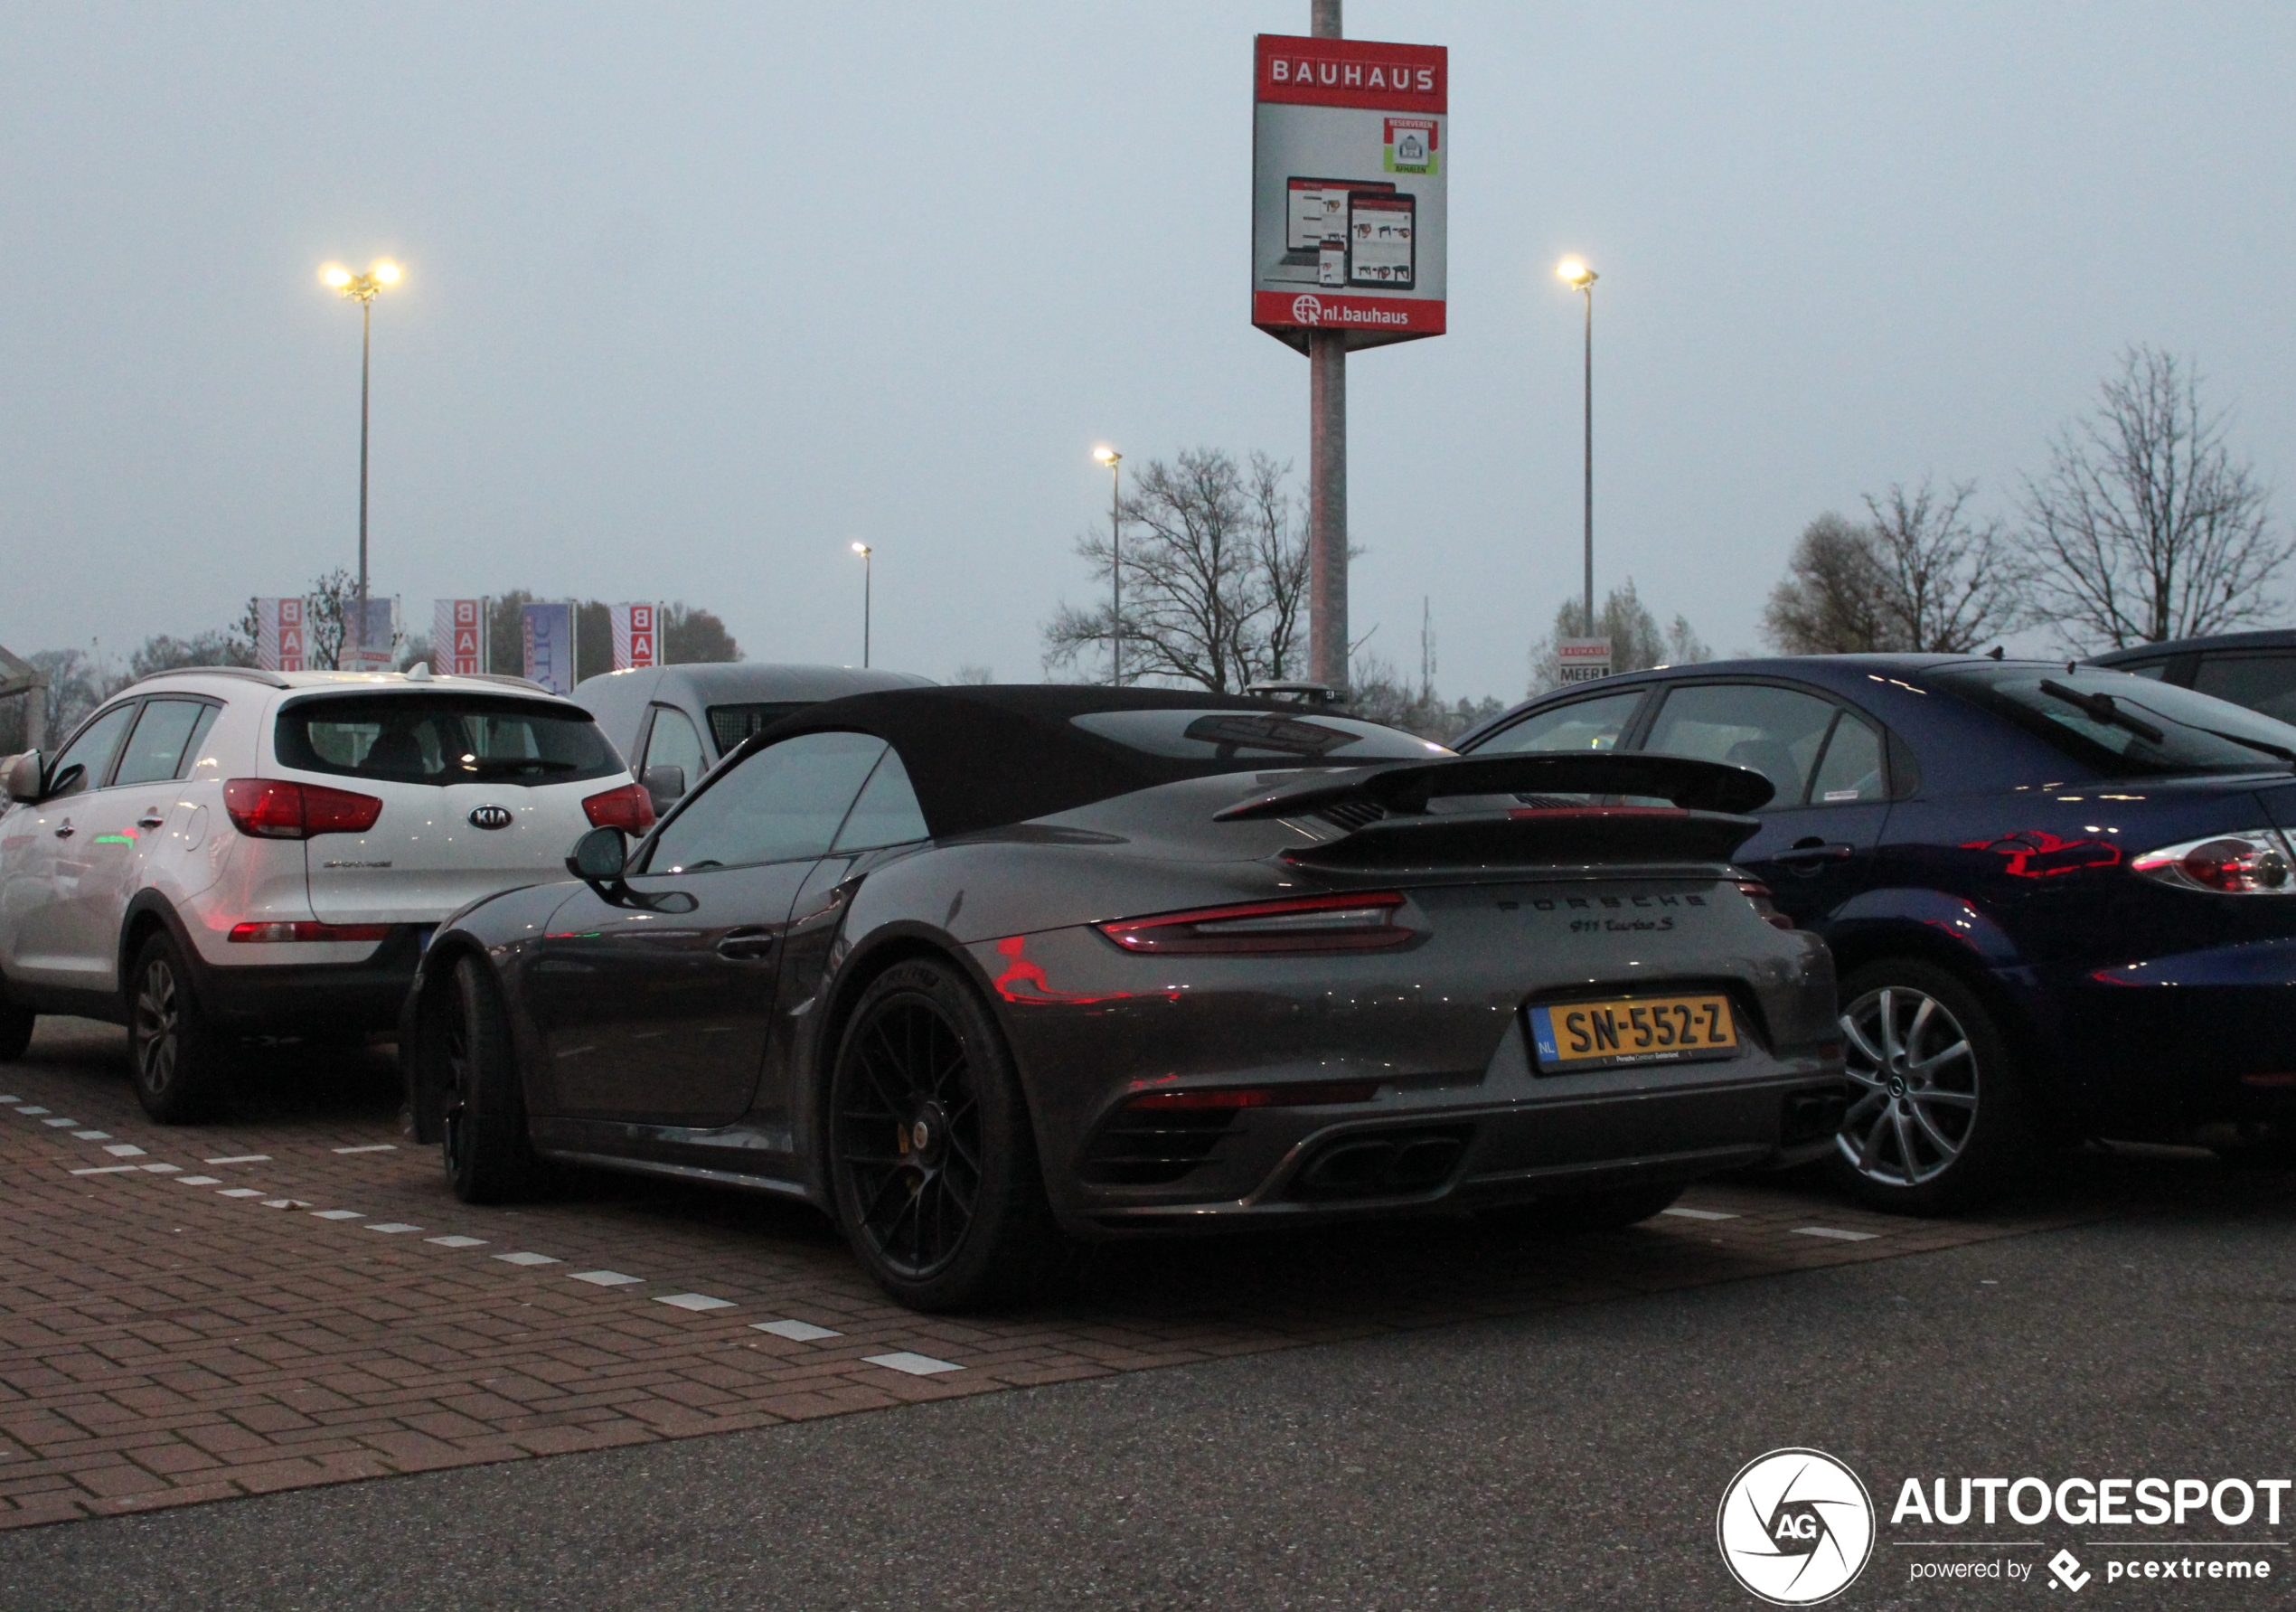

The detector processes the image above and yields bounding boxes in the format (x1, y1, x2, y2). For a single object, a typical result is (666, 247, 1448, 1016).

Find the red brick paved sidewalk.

(0, 1020, 2115, 1529)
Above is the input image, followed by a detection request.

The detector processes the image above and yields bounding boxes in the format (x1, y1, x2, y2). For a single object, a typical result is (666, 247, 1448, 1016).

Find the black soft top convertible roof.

(750, 685, 1294, 839)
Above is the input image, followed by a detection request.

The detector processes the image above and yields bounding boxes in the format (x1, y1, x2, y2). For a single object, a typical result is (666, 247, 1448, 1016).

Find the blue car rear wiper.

(2038, 679, 2165, 744)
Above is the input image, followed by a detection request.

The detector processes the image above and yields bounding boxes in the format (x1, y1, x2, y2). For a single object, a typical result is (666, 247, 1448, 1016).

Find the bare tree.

(1764, 514, 1898, 655)
(2022, 344, 2289, 649)
(1865, 479, 2028, 652)
(1042, 448, 1308, 692)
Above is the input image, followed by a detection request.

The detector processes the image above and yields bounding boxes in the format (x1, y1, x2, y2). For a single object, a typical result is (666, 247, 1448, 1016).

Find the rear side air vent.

(1081, 1108, 1237, 1186)
(1317, 798, 1388, 831)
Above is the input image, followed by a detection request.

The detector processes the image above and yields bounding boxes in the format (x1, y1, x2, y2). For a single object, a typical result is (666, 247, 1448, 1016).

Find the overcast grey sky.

(4, 3, 2291, 696)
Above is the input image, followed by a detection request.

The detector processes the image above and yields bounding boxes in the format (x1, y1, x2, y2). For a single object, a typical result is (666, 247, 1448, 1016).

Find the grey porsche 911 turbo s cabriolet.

(401, 686, 1848, 1311)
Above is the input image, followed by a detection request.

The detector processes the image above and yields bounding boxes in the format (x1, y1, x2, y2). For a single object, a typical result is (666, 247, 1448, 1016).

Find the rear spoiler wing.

(1214, 752, 1775, 822)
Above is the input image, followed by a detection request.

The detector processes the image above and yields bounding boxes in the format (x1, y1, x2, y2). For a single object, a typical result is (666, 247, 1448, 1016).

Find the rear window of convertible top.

(275, 693, 624, 787)
(1069, 709, 1450, 766)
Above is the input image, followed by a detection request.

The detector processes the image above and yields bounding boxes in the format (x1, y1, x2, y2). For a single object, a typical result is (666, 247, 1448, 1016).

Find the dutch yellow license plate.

(1528, 994, 1739, 1071)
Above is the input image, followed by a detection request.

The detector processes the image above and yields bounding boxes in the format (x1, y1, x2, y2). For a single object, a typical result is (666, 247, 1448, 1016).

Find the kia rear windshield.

(276, 694, 624, 787)
(1931, 666, 2296, 778)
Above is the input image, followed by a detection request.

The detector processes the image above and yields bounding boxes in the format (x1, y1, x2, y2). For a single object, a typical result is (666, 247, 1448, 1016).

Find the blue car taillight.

(2130, 827, 2296, 893)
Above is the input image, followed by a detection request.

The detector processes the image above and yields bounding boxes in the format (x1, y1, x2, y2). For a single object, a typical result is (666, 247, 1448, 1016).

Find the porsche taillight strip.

(1123, 1081, 1381, 1111)
(1097, 891, 1415, 954)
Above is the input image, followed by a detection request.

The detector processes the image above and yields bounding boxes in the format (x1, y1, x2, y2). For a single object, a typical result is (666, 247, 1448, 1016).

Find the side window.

(2193, 654, 2296, 725)
(1473, 690, 1644, 754)
(641, 705, 709, 790)
(1642, 684, 1840, 809)
(645, 731, 889, 873)
(46, 702, 140, 798)
(832, 748, 930, 852)
(1807, 711, 1886, 804)
(112, 700, 214, 787)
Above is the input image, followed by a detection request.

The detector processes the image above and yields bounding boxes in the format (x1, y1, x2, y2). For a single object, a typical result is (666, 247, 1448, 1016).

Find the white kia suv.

(0, 666, 652, 1120)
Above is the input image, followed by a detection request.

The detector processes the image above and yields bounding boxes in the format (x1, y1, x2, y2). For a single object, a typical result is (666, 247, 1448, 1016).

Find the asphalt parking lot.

(3, 1018, 2291, 1609)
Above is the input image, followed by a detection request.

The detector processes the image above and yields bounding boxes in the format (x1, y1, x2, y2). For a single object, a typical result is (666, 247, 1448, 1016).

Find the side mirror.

(567, 825, 629, 889)
(2, 752, 41, 803)
(641, 764, 686, 814)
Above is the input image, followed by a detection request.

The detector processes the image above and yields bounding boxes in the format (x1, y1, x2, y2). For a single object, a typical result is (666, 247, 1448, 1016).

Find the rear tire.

(1482, 1182, 1684, 1233)
(0, 994, 32, 1063)
(1824, 958, 2033, 1214)
(438, 957, 541, 1203)
(826, 957, 1068, 1312)
(127, 932, 225, 1122)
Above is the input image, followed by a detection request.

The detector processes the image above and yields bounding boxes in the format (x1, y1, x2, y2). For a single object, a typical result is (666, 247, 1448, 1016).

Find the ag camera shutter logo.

(1717, 1448, 1875, 1605)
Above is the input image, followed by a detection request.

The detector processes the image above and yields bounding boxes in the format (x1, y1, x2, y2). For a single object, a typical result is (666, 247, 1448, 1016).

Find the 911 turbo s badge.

(468, 805, 514, 830)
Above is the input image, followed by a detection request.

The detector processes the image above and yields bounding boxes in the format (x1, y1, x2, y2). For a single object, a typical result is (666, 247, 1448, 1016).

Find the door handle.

(1772, 843, 1853, 864)
(138, 814, 166, 829)
(53, 822, 73, 839)
(716, 928, 778, 961)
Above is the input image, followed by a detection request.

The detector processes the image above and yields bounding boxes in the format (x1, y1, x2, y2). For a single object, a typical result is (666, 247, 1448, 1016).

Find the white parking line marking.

(863, 1352, 962, 1377)
(426, 1235, 486, 1249)
(204, 1155, 270, 1164)
(260, 1199, 313, 1210)
(0, 1096, 18, 1103)
(138, 1164, 181, 1174)
(70, 1165, 146, 1176)
(310, 1210, 364, 1221)
(493, 1251, 560, 1267)
(1661, 1206, 1739, 1221)
(752, 1319, 842, 1343)
(571, 1270, 643, 1287)
(366, 1222, 421, 1234)
(103, 1144, 146, 1157)
(333, 1144, 398, 1155)
(654, 1293, 734, 1313)
(71, 1131, 109, 1140)
(175, 1175, 222, 1186)
(217, 1188, 265, 1198)
(42, 1117, 79, 1127)
(1793, 1226, 1881, 1242)
(17, 1108, 49, 1117)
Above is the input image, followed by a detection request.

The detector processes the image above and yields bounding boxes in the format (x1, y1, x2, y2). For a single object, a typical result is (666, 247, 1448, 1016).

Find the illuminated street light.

(319, 259, 404, 666)
(1094, 446, 1123, 685)
(1557, 257, 1597, 629)
(852, 543, 873, 667)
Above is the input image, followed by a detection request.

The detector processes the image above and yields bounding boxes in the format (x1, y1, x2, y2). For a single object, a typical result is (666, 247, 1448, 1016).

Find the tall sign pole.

(1307, 0, 1347, 692)
(1250, 22, 1446, 693)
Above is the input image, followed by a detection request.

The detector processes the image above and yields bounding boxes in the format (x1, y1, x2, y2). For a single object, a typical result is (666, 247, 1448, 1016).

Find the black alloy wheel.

(827, 958, 1065, 1311)
(1825, 957, 2031, 1214)
(127, 931, 223, 1122)
(437, 956, 541, 1203)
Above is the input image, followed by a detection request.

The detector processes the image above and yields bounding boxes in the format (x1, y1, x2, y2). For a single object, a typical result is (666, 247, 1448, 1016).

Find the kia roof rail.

(127, 665, 291, 691)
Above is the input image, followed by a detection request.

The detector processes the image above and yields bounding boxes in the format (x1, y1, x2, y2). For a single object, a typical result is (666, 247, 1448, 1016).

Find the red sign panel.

(1255, 35, 1447, 112)
(1251, 290, 1445, 336)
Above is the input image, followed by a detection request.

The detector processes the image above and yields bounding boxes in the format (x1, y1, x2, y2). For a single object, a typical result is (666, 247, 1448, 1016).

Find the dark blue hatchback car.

(1458, 655, 2296, 1213)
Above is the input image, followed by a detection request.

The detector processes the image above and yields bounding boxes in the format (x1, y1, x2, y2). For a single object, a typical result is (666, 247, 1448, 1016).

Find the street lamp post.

(1557, 258, 1597, 633)
(1093, 447, 1123, 684)
(320, 259, 402, 666)
(851, 543, 873, 667)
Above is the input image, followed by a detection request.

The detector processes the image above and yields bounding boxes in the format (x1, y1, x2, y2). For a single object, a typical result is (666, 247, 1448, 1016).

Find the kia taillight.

(2131, 828, 2296, 894)
(582, 782, 655, 833)
(223, 778, 383, 840)
(1099, 891, 1416, 954)
(1736, 880, 1795, 930)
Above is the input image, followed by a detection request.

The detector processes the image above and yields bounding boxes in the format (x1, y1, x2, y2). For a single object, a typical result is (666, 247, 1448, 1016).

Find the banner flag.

(254, 599, 306, 672)
(522, 601, 576, 695)
(609, 604, 658, 672)
(433, 599, 486, 675)
(340, 597, 399, 673)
